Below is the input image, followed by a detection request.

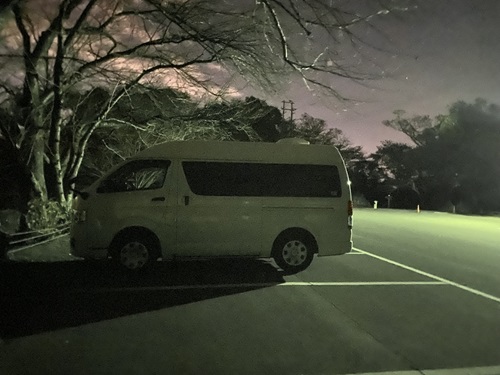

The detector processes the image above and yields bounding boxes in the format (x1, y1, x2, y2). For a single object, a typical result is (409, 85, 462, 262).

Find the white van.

(70, 139, 353, 273)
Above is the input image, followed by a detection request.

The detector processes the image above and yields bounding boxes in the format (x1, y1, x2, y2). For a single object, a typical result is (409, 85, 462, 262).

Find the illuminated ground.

(1, 209, 499, 374)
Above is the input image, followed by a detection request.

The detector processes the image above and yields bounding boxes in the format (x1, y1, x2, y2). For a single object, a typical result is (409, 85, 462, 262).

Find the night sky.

(2, 1, 499, 154)
(258, 1, 500, 153)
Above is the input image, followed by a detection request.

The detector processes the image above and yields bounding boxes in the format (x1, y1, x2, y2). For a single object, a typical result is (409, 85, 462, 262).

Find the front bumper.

(70, 230, 109, 260)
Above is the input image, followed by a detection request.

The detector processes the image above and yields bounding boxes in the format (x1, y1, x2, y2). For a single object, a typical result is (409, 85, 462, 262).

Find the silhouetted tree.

(0, 0, 413, 210)
(381, 99, 500, 213)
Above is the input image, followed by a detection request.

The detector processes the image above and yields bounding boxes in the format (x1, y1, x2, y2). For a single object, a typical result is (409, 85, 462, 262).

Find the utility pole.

(282, 100, 296, 121)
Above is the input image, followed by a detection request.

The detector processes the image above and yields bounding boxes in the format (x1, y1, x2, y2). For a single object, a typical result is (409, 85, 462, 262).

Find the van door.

(91, 159, 176, 257)
(175, 161, 262, 257)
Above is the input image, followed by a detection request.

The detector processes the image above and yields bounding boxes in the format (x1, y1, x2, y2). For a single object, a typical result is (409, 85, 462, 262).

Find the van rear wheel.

(272, 231, 315, 274)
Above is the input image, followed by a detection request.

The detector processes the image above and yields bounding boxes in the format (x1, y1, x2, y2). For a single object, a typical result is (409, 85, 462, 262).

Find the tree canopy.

(379, 99, 500, 213)
(0, 0, 410, 210)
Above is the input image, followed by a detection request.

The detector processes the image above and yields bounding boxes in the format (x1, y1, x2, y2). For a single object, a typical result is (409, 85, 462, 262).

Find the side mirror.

(73, 190, 90, 200)
(66, 176, 90, 200)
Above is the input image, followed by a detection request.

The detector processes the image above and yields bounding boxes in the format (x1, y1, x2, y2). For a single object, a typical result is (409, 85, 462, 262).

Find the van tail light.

(347, 200, 353, 229)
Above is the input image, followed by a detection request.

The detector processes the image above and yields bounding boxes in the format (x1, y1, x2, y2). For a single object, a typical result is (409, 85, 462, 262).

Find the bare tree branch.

(2, 0, 414, 206)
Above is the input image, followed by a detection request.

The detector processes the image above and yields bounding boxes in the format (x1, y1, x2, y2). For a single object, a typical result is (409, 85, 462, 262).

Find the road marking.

(354, 247, 500, 304)
(71, 281, 446, 293)
(280, 281, 446, 286)
(342, 364, 500, 375)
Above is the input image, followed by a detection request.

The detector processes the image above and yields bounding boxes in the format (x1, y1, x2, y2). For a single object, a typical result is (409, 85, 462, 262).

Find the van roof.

(133, 140, 343, 164)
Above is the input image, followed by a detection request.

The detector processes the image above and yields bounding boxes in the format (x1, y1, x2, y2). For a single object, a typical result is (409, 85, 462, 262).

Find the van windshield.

(97, 160, 171, 193)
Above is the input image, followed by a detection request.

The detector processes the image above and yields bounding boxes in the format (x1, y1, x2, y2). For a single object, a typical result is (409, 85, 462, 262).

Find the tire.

(272, 231, 315, 274)
(111, 231, 159, 271)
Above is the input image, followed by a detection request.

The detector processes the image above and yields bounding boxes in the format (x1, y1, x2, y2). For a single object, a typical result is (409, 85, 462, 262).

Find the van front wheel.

(111, 231, 159, 271)
(272, 231, 315, 274)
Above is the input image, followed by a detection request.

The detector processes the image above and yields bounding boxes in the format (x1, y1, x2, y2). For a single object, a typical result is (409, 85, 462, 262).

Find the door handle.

(151, 196, 165, 202)
(184, 196, 190, 206)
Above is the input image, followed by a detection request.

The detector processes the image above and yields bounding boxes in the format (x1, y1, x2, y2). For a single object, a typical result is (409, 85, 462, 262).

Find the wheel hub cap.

(282, 240, 307, 266)
(120, 242, 149, 269)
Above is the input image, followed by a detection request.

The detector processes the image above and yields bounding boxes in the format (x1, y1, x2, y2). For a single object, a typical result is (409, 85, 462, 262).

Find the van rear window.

(182, 162, 341, 197)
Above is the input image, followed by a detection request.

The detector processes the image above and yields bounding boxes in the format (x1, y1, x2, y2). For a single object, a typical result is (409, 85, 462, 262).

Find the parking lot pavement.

(2, 231, 500, 374)
(285, 249, 500, 370)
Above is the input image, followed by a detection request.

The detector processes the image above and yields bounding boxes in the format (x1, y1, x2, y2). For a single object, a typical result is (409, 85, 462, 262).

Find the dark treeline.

(373, 99, 500, 214)
(0, 0, 440, 230)
(1, 0, 410, 216)
(3, 85, 499, 221)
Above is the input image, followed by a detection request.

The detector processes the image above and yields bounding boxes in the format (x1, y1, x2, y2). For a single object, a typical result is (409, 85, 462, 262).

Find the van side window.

(97, 160, 171, 193)
(182, 162, 341, 197)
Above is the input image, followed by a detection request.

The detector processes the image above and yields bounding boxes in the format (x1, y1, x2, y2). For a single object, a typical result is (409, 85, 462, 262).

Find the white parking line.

(72, 281, 446, 293)
(354, 247, 500, 304)
(342, 364, 500, 375)
(281, 281, 445, 286)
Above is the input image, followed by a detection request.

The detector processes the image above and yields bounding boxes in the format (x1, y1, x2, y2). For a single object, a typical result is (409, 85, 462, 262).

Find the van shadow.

(0, 258, 285, 339)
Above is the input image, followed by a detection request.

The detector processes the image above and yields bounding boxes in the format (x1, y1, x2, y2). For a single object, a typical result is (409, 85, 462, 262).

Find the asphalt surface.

(1, 209, 499, 375)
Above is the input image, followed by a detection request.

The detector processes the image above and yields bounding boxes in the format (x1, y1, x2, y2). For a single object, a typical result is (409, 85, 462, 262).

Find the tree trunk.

(21, 127, 48, 202)
(47, 24, 66, 204)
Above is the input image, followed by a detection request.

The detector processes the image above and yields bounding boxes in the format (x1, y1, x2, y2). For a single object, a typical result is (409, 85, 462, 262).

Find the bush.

(352, 194, 371, 208)
(25, 198, 71, 231)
